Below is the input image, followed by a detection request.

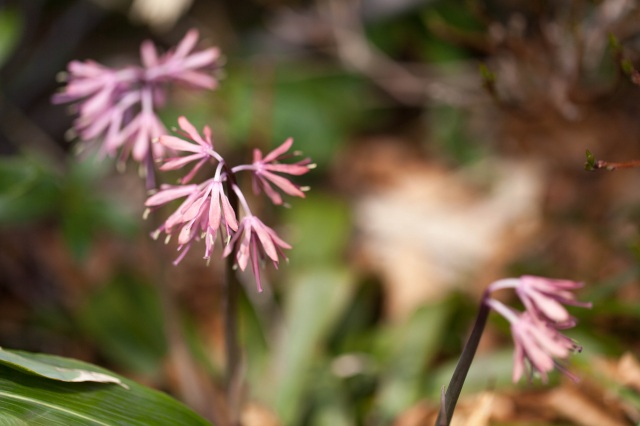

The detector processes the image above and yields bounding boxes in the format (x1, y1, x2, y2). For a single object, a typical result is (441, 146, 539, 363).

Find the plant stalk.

(224, 178, 243, 426)
(435, 292, 491, 426)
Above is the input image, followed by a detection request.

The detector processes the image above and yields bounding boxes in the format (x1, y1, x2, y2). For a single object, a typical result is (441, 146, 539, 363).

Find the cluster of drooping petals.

(231, 138, 314, 205)
(53, 29, 220, 170)
(514, 275, 592, 326)
(145, 117, 312, 290)
(485, 276, 591, 383)
(222, 215, 292, 292)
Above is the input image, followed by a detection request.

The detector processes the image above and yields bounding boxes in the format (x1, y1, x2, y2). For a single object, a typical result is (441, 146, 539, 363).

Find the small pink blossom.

(486, 300, 582, 383)
(510, 310, 581, 383)
(486, 276, 591, 383)
(142, 29, 220, 89)
(53, 29, 220, 173)
(488, 276, 592, 326)
(156, 116, 220, 183)
(236, 138, 313, 205)
(223, 215, 291, 292)
(147, 116, 310, 291)
(516, 276, 593, 326)
(146, 176, 238, 264)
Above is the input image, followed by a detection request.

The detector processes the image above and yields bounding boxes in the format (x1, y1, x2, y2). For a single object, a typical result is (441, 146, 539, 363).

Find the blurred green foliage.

(77, 274, 167, 377)
(0, 6, 22, 67)
(0, 154, 137, 259)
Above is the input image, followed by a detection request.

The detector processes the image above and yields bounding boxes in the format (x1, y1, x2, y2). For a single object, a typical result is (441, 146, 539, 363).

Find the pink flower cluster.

(145, 117, 313, 291)
(53, 30, 219, 170)
(485, 276, 591, 383)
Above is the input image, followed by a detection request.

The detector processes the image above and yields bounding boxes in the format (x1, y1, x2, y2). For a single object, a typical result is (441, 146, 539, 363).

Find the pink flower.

(142, 29, 220, 89)
(156, 116, 220, 183)
(223, 215, 291, 292)
(486, 299, 582, 383)
(147, 115, 310, 291)
(115, 88, 167, 163)
(516, 276, 593, 326)
(485, 275, 591, 383)
(488, 276, 592, 326)
(53, 29, 220, 171)
(511, 312, 581, 383)
(235, 138, 313, 205)
(145, 176, 238, 264)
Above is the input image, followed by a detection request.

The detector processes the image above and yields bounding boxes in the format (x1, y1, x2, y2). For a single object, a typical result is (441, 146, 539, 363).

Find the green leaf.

(271, 267, 356, 424)
(0, 7, 23, 67)
(0, 350, 211, 425)
(0, 348, 124, 387)
(479, 63, 495, 83)
(374, 301, 451, 420)
(584, 149, 596, 171)
(0, 156, 60, 223)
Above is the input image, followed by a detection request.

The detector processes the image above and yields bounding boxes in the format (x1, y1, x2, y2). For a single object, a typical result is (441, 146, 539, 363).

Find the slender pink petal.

(176, 72, 217, 89)
(512, 342, 525, 382)
(160, 153, 206, 170)
(253, 148, 262, 163)
(178, 222, 197, 245)
(208, 187, 223, 231)
(174, 29, 199, 59)
(220, 189, 238, 231)
(182, 188, 209, 222)
(261, 170, 305, 197)
(256, 176, 283, 205)
(251, 218, 278, 261)
(179, 158, 208, 184)
(178, 116, 209, 147)
(262, 138, 293, 163)
(140, 40, 159, 68)
(180, 49, 219, 70)
(265, 226, 292, 249)
(158, 135, 202, 153)
(526, 291, 570, 323)
(265, 162, 312, 175)
(146, 185, 198, 206)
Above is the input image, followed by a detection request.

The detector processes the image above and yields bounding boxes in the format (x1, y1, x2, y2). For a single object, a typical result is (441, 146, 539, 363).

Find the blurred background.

(2, 0, 640, 424)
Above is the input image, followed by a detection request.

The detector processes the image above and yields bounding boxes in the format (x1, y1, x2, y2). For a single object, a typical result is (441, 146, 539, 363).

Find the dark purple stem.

(435, 291, 491, 426)
(223, 171, 243, 426)
(144, 149, 157, 190)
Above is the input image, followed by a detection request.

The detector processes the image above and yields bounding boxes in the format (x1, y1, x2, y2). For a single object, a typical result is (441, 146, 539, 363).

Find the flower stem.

(435, 291, 491, 426)
(590, 159, 640, 171)
(224, 177, 243, 426)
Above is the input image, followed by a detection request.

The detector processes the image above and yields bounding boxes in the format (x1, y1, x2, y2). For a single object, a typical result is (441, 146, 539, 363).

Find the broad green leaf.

(0, 348, 124, 388)
(271, 267, 356, 424)
(374, 301, 450, 421)
(0, 350, 211, 425)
